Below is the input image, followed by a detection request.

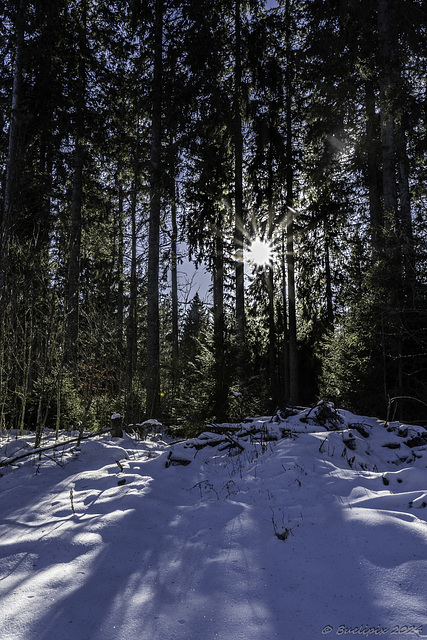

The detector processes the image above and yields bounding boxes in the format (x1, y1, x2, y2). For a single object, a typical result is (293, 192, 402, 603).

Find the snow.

(0, 403, 426, 640)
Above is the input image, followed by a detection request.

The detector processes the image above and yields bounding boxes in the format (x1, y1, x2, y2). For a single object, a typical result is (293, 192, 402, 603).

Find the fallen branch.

(224, 433, 245, 452)
(0, 428, 112, 469)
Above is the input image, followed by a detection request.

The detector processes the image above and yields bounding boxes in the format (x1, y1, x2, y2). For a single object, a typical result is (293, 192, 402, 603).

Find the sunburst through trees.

(246, 237, 274, 267)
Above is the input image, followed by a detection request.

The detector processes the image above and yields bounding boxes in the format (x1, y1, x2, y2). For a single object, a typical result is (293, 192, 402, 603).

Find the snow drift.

(0, 402, 426, 640)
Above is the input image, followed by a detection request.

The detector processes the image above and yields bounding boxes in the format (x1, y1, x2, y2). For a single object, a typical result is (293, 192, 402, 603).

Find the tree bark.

(324, 222, 334, 327)
(115, 167, 125, 393)
(266, 120, 277, 408)
(213, 219, 228, 421)
(377, 0, 399, 257)
(146, 0, 163, 418)
(377, 0, 404, 398)
(286, 202, 298, 405)
(171, 176, 179, 396)
(66, 0, 87, 370)
(364, 80, 383, 252)
(285, 0, 298, 406)
(234, 0, 245, 367)
(126, 135, 139, 422)
(267, 265, 277, 408)
(281, 230, 290, 401)
(395, 117, 415, 300)
(66, 139, 84, 370)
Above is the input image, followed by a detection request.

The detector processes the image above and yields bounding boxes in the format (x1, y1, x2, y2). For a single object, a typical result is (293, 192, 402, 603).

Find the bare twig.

(70, 487, 75, 514)
(385, 395, 427, 427)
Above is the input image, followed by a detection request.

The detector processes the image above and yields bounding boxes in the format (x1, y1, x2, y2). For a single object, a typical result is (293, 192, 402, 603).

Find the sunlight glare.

(246, 238, 273, 267)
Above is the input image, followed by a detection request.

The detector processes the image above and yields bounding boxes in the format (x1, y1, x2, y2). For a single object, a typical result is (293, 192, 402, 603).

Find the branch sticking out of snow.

(0, 428, 112, 468)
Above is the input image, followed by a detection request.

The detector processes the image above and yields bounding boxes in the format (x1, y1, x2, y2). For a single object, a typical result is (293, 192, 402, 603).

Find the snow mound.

(0, 403, 426, 640)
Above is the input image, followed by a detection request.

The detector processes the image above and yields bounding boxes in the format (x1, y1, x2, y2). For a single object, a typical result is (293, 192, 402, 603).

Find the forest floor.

(0, 402, 426, 640)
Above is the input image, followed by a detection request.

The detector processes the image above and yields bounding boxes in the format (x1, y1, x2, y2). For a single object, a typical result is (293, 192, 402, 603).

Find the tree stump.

(111, 413, 123, 438)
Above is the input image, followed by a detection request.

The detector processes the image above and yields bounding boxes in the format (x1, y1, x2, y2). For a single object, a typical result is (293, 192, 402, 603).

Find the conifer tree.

(146, 0, 163, 418)
(0, 0, 27, 300)
(65, 0, 87, 370)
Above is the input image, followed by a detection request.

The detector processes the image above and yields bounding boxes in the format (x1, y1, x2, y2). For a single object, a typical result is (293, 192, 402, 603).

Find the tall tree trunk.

(170, 176, 179, 397)
(324, 222, 334, 327)
(66, 0, 87, 370)
(66, 141, 84, 370)
(395, 117, 415, 301)
(234, 0, 245, 369)
(267, 265, 277, 408)
(0, 0, 27, 300)
(213, 218, 228, 421)
(115, 168, 125, 394)
(286, 201, 298, 405)
(364, 80, 383, 252)
(146, 0, 163, 418)
(377, 0, 399, 265)
(281, 229, 290, 401)
(285, 0, 298, 406)
(126, 135, 139, 422)
(266, 124, 277, 408)
(377, 0, 403, 399)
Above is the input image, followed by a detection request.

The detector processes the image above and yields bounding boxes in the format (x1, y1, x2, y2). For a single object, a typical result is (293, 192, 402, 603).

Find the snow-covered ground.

(0, 402, 426, 640)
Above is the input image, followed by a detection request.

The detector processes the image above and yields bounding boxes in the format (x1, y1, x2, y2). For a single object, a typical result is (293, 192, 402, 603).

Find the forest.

(0, 0, 426, 434)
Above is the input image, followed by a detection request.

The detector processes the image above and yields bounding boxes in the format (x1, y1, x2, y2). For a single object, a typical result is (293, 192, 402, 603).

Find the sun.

(246, 237, 274, 267)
